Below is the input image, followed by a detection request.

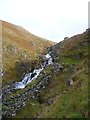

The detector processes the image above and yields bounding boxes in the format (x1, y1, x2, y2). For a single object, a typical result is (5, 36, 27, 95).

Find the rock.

(64, 78, 70, 86)
(47, 98, 53, 105)
(64, 37, 69, 40)
(17, 105, 21, 108)
(35, 89, 39, 92)
(43, 86, 45, 89)
(10, 96, 14, 99)
(70, 79, 74, 86)
(12, 112, 16, 117)
(31, 96, 35, 99)
(11, 106, 14, 109)
(16, 94, 20, 97)
(52, 63, 64, 73)
(22, 102, 26, 107)
(64, 78, 74, 86)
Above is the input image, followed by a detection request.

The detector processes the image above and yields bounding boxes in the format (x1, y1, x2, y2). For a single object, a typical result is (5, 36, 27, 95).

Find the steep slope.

(12, 29, 88, 119)
(2, 26, 89, 119)
(37, 29, 88, 118)
(1, 20, 54, 85)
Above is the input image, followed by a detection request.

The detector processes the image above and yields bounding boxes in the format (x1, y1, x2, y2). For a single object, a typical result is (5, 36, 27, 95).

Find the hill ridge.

(1, 20, 88, 118)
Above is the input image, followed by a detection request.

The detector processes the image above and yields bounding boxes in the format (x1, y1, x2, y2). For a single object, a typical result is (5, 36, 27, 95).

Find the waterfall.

(13, 53, 53, 90)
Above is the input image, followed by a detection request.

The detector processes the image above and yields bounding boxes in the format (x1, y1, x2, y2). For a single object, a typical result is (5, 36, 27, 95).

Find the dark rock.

(47, 98, 53, 105)
(64, 37, 69, 40)
(31, 73, 37, 79)
(64, 78, 70, 86)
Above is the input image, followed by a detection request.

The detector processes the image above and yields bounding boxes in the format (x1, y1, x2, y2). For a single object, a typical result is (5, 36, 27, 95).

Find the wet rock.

(11, 106, 14, 109)
(35, 89, 39, 92)
(22, 102, 26, 107)
(11, 112, 16, 117)
(31, 95, 35, 99)
(17, 105, 21, 109)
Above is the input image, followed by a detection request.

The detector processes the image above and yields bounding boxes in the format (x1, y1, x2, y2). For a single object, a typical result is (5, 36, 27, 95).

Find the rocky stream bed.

(1, 53, 63, 118)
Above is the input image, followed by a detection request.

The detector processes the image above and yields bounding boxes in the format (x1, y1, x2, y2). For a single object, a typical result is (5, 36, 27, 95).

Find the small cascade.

(13, 53, 53, 90)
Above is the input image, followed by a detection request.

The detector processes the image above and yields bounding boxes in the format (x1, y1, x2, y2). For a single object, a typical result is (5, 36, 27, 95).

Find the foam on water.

(14, 53, 53, 90)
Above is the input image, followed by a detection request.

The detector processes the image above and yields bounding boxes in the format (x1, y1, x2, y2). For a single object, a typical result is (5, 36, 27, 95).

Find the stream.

(1, 53, 64, 118)
(13, 53, 53, 89)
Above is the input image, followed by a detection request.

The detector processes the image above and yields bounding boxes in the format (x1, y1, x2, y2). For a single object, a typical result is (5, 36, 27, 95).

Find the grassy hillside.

(1, 20, 54, 85)
(37, 29, 88, 118)
(1, 20, 88, 119)
(13, 29, 88, 119)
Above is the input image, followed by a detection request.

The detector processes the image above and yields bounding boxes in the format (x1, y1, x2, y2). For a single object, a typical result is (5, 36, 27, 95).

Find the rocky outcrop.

(2, 58, 63, 118)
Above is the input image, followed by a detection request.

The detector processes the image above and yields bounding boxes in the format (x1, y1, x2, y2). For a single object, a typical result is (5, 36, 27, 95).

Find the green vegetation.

(1, 20, 88, 119)
(14, 62, 88, 118)
(37, 68, 88, 118)
(14, 29, 88, 118)
(1, 20, 53, 85)
(13, 99, 41, 118)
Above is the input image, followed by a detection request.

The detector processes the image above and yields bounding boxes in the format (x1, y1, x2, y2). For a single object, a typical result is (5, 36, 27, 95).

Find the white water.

(14, 53, 53, 90)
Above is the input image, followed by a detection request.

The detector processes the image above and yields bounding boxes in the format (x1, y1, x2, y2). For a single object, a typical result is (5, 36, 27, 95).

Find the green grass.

(37, 71, 88, 118)
(2, 20, 53, 85)
(2, 22, 88, 119)
(9, 58, 88, 118)
(13, 99, 42, 118)
(61, 57, 81, 65)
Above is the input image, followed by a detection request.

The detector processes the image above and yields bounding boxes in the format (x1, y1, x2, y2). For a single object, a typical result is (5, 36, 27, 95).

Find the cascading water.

(13, 53, 53, 90)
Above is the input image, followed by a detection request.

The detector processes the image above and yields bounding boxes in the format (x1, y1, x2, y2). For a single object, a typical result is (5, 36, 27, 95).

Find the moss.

(44, 66, 53, 75)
